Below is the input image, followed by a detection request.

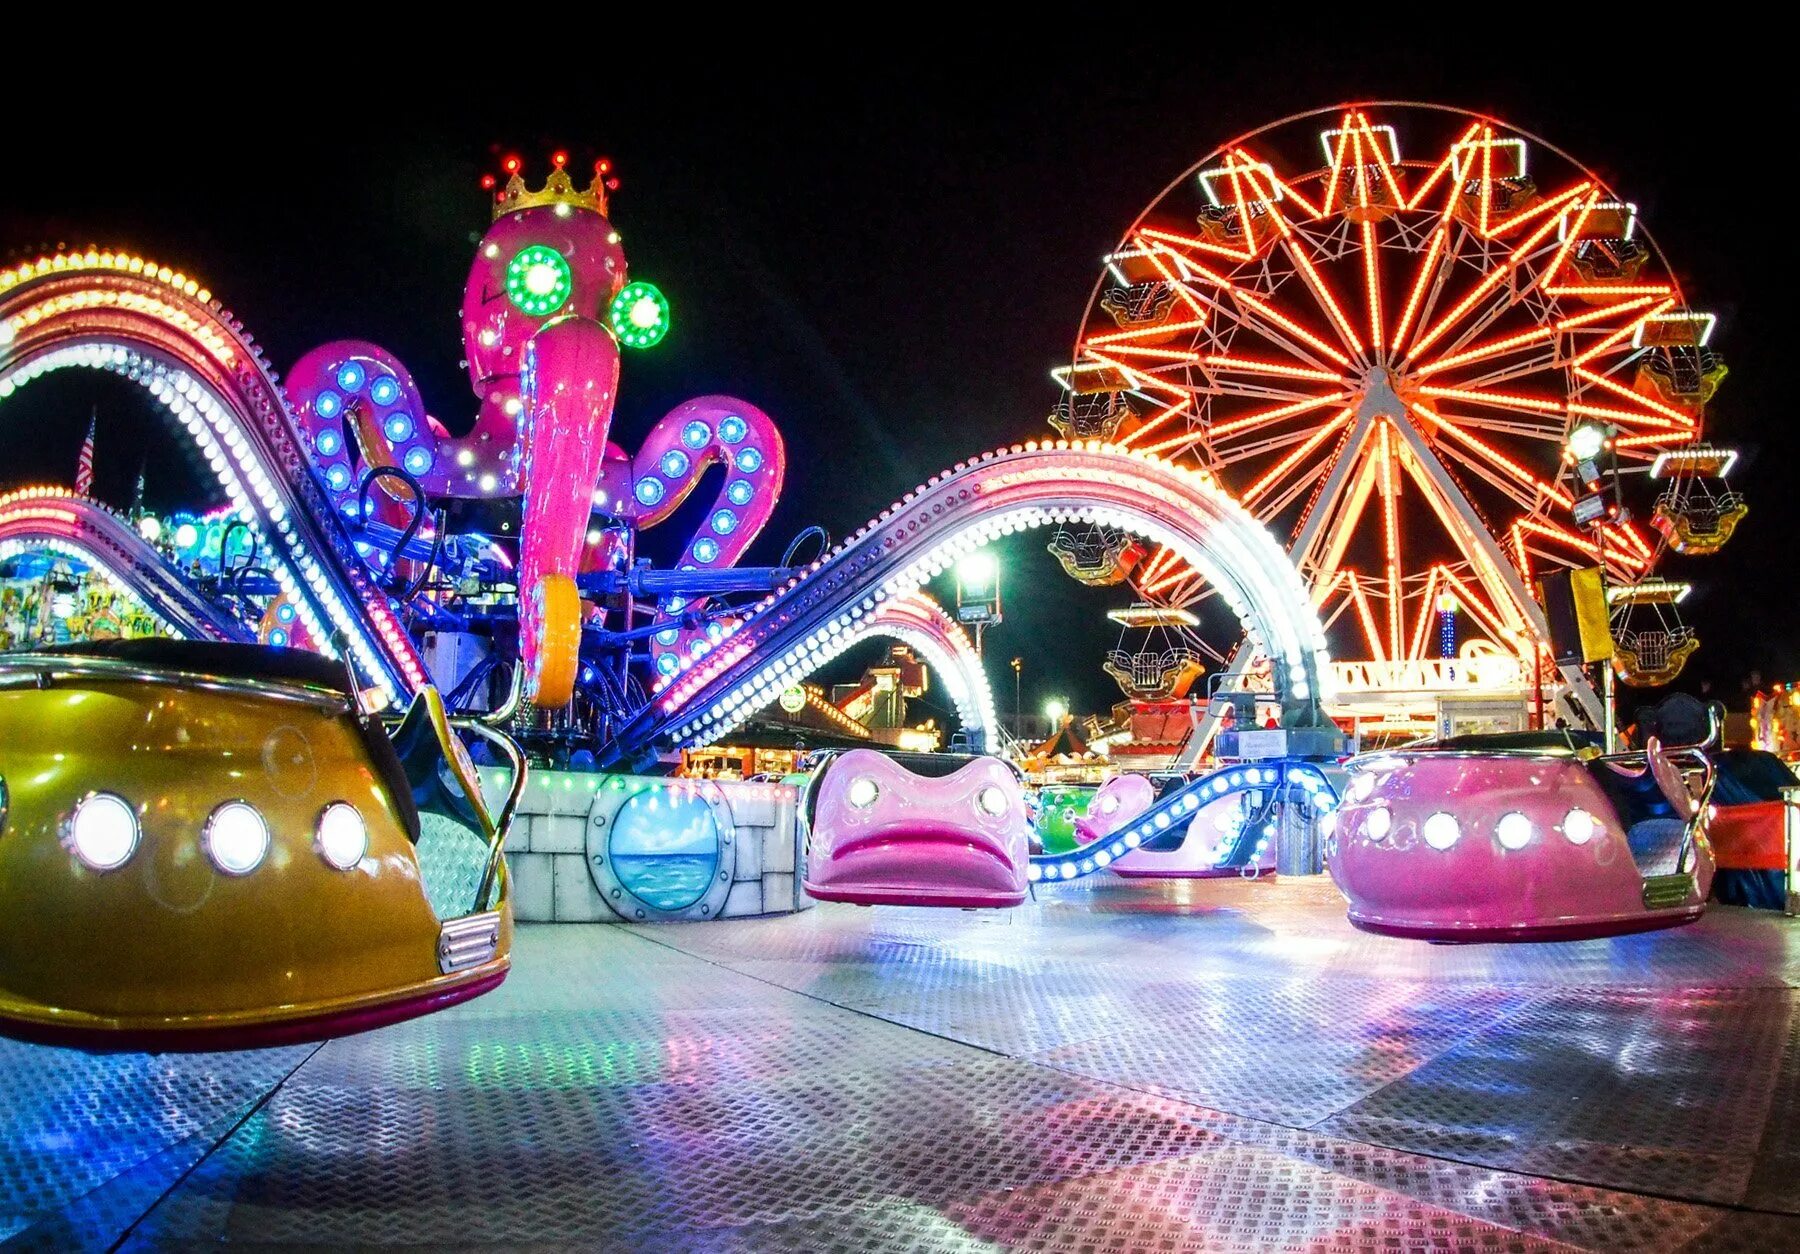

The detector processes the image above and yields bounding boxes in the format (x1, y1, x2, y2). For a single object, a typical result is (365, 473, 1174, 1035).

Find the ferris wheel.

(1058, 103, 1738, 711)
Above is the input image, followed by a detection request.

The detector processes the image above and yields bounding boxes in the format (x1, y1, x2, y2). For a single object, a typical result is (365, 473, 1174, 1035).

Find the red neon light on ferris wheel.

(1066, 103, 1724, 672)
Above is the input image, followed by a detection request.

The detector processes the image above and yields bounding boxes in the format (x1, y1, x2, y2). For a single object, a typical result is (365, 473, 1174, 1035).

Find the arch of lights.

(610, 440, 1331, 766)
(693, 591, 1000, 752)
(0, 487, 246, 642)
(0, 253, 425, 705)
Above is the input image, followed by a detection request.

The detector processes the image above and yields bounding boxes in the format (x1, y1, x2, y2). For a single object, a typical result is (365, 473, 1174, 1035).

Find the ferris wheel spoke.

(1265, 206, 1369, 362)
(1409, 404, 1570, 508)
(1205, 391, 1354, 441)
(1438, 352, 1564, 392)
(1301, 440, 1381, 583)
(1078, 348, 1196, 402)
(1240, 409, 1353, 505)
(1571, 361, 1702, 429)
(1343, 571, 1389, 665)
(1217, 422, 1345, 465)
(1431, 564, 1523, 648)
(1425, 228, 1576, 366)
(1134, 237, 1352, 374)
(1418, 385, 1563, 417)
(1190, 374, 1349, 403)
(1229, 145, 1325, 220)
(1514, 514, 1647, 578)
(1429, 413, 1568, 443)
(1361, 218, 1386, 356)
(1404, 121, 1485, 212)
(1429, 239, 1569, 363)
(1416, 294, 1664, 385)
(1111, 398, 1192, 451)
(1429, 440, 1550, 514)
(1406, 566, 1448, 661)
(1134, 428, 1206, 459)
(1487, 181, 1598, 239)
(1401, 205, 1578, 366)
(1259, 453, 1333, 521)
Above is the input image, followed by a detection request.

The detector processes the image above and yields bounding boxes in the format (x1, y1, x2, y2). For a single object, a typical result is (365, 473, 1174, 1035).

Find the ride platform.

(4, 875, 1798, 1249)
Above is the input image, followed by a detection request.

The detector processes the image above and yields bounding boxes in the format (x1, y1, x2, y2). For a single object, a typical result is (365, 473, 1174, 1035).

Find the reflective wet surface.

(5, 875, 1800, 1250)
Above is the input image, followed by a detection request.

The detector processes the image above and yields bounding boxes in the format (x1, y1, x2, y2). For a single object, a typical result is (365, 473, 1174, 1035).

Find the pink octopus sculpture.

(804, 750, 1031, 908)
(283, 156, 786, 706)
(1325, 738, 1716, 942)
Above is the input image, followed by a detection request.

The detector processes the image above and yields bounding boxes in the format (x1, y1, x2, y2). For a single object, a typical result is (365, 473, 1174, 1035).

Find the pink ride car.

(802, 750, 1031, 908)
(1326, 731, 1716, 942)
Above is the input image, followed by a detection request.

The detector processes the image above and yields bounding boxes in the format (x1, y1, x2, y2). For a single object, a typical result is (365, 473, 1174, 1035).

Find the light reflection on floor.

(4, 875, 1799, 1250)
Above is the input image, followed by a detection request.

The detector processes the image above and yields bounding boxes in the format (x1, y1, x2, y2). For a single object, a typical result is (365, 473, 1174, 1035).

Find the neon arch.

(691, 591, 1000, 752)
(607, 441, 1331, 767)
(0, 487, 248, 643)
(0, 253, 424, 703)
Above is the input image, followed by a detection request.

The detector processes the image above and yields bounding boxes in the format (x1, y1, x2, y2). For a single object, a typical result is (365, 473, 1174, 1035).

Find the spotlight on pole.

(1566, 421, 1608, 463)
(954, 549, 1002, 653)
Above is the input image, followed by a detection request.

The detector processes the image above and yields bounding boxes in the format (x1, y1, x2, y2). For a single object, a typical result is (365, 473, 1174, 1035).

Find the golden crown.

(483, 152, 616, 221)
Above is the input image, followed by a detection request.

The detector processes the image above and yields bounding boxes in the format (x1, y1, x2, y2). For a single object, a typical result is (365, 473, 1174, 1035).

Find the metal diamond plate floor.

(5, 876, 1800, 1250)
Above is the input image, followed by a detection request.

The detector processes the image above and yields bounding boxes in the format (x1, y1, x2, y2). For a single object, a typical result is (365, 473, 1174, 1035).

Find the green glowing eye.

(504, 245, 571, 316)
(609, 281, 670, 348)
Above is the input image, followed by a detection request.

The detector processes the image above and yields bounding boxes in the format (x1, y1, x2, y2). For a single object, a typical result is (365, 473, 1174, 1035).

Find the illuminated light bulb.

(1562, 808, 1598, 845)
(457, 449, 476, 467)
(1421, 812, 1460, 851)
(316, 803, 367, 870)
(68, 792, 139, 871)
(203, 801, 270, 875)
(1359, 806, 1395, 842)
(609, 281, 670, 348)
(847, 777, 879, 809)
(1496, 811, 1534, 850)
(975, 785, 1009, 817)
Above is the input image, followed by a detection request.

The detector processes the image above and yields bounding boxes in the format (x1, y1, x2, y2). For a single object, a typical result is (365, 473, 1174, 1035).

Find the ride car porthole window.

(587, 782, 737, 920)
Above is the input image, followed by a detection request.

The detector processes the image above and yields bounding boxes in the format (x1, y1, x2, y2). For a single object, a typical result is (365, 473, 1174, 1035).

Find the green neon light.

(609, 281, 670, 349)
(504, 245, 572, 316)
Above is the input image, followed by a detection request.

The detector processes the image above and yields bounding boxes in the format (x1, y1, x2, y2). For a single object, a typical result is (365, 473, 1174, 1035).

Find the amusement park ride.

(1054, 103, 1744, 753)
(0, 104, 1777, 1050)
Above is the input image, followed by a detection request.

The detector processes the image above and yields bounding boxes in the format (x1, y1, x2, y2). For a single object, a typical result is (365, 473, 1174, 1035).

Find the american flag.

(74, 410, 96, 495)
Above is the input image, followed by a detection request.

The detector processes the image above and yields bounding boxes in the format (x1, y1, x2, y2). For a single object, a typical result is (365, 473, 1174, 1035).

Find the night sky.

(2, 46, 1792, 723)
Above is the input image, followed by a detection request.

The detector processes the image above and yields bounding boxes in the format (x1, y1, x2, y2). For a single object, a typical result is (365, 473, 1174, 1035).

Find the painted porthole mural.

(587, 782, 736, 920)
